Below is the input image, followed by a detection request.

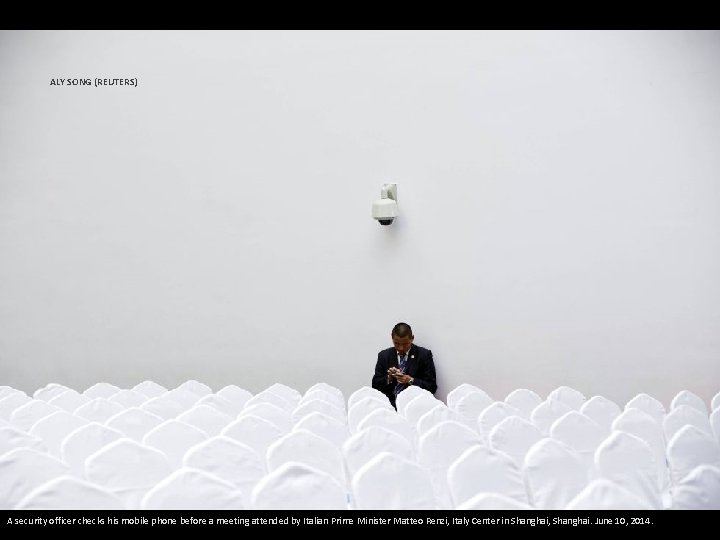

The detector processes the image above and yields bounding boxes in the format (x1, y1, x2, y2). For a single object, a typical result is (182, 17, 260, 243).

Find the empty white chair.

(625, 393, 666, 425)
(456, 492, 534, 510)
(293, 412, 349, 448)
(266, 429, 346, 487)
(183, 436, 265, 508)
(141, 467, 244, 509)
(504, 389, 542, 420)
(663, 404, 713, 442)
(712, 391, 720, 412)
(33, 383, 70, 402)
(304, 383, 344, 406)
(580, 395, 621, 435)
(140, 395, 186, 420)
(0, 447, 69, 509)
(418, 421, 482, 509)
(264, 383, 302, 408)
(549, 411, 605, 469)
(530, 400, 573, 436)
(221, 415, 284, 458)
(547, 386, 586, 411)
(108, 389, 148, 408)
(447, 444, 529, 507)
(342, 426, 414, 479)
(404, 395, 444, 431)
(478, 402, 521, 440)
(132, 380, 168, 399)
(239, 403, 292, 433)
(523, 438, 589, 510)
(246, 391, 292, 413)
(671, 390, 708, 415)
(194, 393, 242, 417)
(565, 478, 652, 510)
(348, 396, 393, 434)
(0, 386, 20, 400)
(83, 383, 121, 399)
(252, 461, 347, 509)
(351, 452, 436, 510)
(142, 419, 208, 469)
(712, 408, 720, 445)
(48, 389, 90, 412)
(216, 385, 253, 410)
(29, 411, 89, 457)
(74, 398, 125, 423)
(671, 464, 720, 510)
(177, 404, 233, 436)
(291, 399, 346, 425)
(666, 425, 720, 485)
(84, 438, 173, 509)
(9, 399, 61, 432)
(165, 387, 202, 409)
(417, 403, 469, 438)
(0, 426, 47, 455)
(175, 380, 213, 398)
(348, 387, 387, 410)
(446, 383, 484, 411)
(300, 390, 346, 414)
(61, 422, 125, 477)
(356, 407, 415, 448)
(15, 475, 124, 509)
(488, 415, 542, 468)
(594, 430, 662, 509)
(396, 386, 431, 417)
(0, 392, 31, 421)
(105, 407, 164, 442)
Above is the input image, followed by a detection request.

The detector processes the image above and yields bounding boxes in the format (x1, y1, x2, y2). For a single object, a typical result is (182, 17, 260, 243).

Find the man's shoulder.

(412, 344, 431, 355)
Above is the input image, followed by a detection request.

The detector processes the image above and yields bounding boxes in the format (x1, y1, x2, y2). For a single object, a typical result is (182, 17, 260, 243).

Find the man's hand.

(387, 367, 412, 384)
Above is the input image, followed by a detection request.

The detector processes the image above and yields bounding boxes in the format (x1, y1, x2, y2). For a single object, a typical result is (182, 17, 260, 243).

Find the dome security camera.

(372, 183, 398, 226)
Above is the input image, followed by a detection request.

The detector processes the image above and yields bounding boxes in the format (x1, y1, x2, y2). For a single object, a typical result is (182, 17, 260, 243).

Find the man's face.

(392, 334, 414, 356)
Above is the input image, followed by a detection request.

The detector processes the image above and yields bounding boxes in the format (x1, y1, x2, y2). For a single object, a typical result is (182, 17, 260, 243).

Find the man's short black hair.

(392, 322, 413, 338)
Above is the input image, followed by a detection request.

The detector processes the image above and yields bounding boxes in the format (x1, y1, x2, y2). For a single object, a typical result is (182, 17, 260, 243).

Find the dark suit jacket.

(372, 344, 437, 408)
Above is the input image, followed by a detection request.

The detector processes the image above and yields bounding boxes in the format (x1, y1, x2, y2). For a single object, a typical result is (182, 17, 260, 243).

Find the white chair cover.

(351, 452, 436, 510)
(417, 403, 470, 438)
(33, 383, 70, 402)
(74, 398, 125, 423)
(348, 396, 393, 434)
(264, 383, 302, 407)
(61, 422, 125, 477)
(504, 388, 542, 420)
(245, 391, 292, 413)
(0, 426, 47, 455)
(266, 429, 346, 486)
(594, 430, 662, 509)
(140, 467, 244, 509)
(396, 386, 431, 417)
(549, 411, 605, 469)
(452, 390, 494, 425)
(9, 399, 62, 432)
(663, 404, 713, 442)
(292, 399, 347, 425)
(456, 492, 533, 510)
(446, 383, 484, 410)
(712, 408, 720, 445)
(348, 387, 387, 410)
(342, 426, 414, 479)
(625, 393, 666, 425)
(177, 404, 233, 436)
(107, 389, 149, 408)
(28, 411, 89, 457)
(530, 399, 573, 436)
(221, 414, 284, 458)
(175, 380, 213, 398)
(670, 390, 708, 415)
(83, 382, 121, 399)
(712, 391, 720, 413)
(671, 464, 720, 510)
(0, 387, 20, 400)
(547, 386, 586, 411)
(239, 403, 292, 434)
(666, 425, 720, 485)
(523, 438, 589, 509)
(252, 461, 347, 509)
(0, 392, 31, 421)
(142, 419, 208, 469)
(404, 395, 444, 432)
(356, 407, 415, 448)
(478, 402, 521, 440)
(166, 387, 202, 409)
(140, 395, 187, 420)
(48, 389, 90, 412)
(15, 475, 124, 509)
(565, 478, 653, 509)
(300, 390, 346, 413)
(447, 444, 529, 507)
(194, 393, 242, 417)
(293, 412, 350, 448)
(105, 407, 164, 442)
(0, 447, 69, 509)
(488, 415, 542, 467)
(580, 395, 621, 435)
(216, 385, 253, 410)
(132, 380, 168, 399)
(304, 383, 344, 405)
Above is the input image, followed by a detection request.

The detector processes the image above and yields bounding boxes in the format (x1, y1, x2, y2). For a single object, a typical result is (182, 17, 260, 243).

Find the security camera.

(372, 183, 398, 226)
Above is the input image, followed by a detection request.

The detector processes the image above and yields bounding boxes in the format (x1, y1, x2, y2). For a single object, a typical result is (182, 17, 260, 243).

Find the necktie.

(394, 354, 408, 395)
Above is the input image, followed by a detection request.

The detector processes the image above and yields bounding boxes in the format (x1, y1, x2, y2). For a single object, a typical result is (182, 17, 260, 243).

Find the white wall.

(1, 30, 719, 407)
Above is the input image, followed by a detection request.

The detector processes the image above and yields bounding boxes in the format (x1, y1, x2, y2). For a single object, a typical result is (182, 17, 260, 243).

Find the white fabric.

(300, 389, 346, 413)
(9, 399, 61, 431)
(61, 422, 125, 477)
(292, 399, 347, 425)
(246, 391, 292, 412)
(666, 425, 720, 485)
(0, 387, 20, 400)
(452, 390, 494, 427)
(342, 426, 414, 479)
(293, 412, 350, 448)
(712, 391, 720, 412)
(0, 426, 48, 455)
(140, 395, 187, 420)
(177, 404, 233, 436)
(417, 403, 470, 438)
(266, 429, 346, 486)
(132, 380, 168, 399)
(48, 389, 90, 412)
(396, 386, 431, 418)
(175, 380, 213, 398)
(252, 461, 347, 509)
(166, 387, 202, 409)
(580, 395, 621, 435)
(29, 411, 90, 457)
(239, 403, 292, 433)
(565, 478, 653, 509)
(351, 452, 436, 510)
(547, 386, 586, 411)
(0, 447, 69, 509)
(504, 389, 542, 420)
(264, 383, 302, 407)
(183, 436, 265, 508)
(348, 386, 388, 410)
(107, 389, 149, 408)
(671, 464, 720, 510)
(105, 407, 164, 442)
(0, 392, 31, 421)
(304, 383, 345, 406)
(404, 395, 444, 432)
(141, 467, 244, 509)
(221, 414, 284, 458)
(478, 401, 521, 439)
(15, 475, 124, 509)
(33, 383, 70, 402)
(142, 419, 208, 469)
(355, 407, 415, 448)
(594, 430, 662, 509)
(418, 421, 482, 509)
(712, 408, 720, 445)
(216, 385, 253, 410)
(549, 411, 605, 469)
(456, 492, 533, 510)
(523, 437, 589, 510)
(194, 393, 242, 417)
(348, 396, 394, 434)
(447, 444, 529, 507)
(670, 390, 708, 415)
(488, 415, 542, 468)
(83, 383, 121, 399)
(530, 399, 573, 436)
(625, 393, 666, 425)
(446, 383, 484, 410)
(74, 398, 125, 423)
(663, 404, 713, 442)
(84, 438, 173, 509)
